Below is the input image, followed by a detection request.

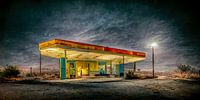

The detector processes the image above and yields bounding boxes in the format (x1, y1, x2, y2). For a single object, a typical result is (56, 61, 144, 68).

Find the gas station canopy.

(39, 39, 146, 63)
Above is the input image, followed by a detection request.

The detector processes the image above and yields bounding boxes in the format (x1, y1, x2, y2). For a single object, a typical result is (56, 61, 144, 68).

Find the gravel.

(0, 78, 199, 100)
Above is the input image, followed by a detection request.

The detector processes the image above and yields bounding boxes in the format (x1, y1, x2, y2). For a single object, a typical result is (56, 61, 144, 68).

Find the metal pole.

(59, 58, 60, 78)
(123, 56, 124, 77)
(64, 50, 67, 78)
(105, 62, 107, 74)
(65, 49, 67, 75)
(88, 63, 90, 76)
(133, 62, 136, 72)
(152, 47, 155, 78)
(39, 51, 41, 75)
(110, 60, 112, 75)
(30, 67, 32, 76)
(64, 50, 67, 58)
(123, 56, 124, 66)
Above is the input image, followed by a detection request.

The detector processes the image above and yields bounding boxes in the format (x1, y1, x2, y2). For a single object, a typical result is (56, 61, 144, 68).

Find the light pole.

(150, 42, 157, 78)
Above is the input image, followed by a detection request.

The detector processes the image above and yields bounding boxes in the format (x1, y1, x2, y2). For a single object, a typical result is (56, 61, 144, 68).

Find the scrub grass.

(172, 71, 200, 79)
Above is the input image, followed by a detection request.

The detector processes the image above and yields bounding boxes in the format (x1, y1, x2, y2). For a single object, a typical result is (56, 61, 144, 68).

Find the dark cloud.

(0, 0, 199, 71)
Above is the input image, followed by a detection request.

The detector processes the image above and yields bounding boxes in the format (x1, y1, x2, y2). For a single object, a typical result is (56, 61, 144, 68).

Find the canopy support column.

(39, 51, 42, 75)
(60, 50, 67, 80)
(64, 50, 67, 59)
(123, 56, 124, 77)
(110, 60, 112, 75)
(123, 56, 124, 67)
(133, 62, 136, 72)
(119, 56, 125, 77)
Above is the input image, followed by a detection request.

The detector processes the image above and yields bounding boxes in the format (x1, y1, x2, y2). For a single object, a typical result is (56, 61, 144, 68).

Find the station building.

(39, 39, 146, 79)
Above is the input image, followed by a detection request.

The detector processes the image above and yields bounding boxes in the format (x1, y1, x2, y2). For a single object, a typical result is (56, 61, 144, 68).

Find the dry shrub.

(21, 71, 60, 80)
(1, 65, 20, 78)
(189, 73, 200, 79)
(42, 73, 60, 80)
(125, 70, 156, 79)
(126, 70, 140, 79)
(172, 71, 200, 79)
(172, 64, 200, 79)
(177, 64, 191, 72)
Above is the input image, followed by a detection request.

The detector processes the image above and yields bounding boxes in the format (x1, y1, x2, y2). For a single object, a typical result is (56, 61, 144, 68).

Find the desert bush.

(2, 65, 20, 78)
(177, 64, 191, 72)
(173, 64, 200, 79)
(188, 73, 200, 79)
(0, 72, 3, 77)
(172, 72, 200, 79)
(126, 70, 140, 79)
(26, 73, 33, 77)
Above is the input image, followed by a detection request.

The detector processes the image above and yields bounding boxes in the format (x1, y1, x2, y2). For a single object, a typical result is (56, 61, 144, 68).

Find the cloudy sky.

(0, 0, 199, 71)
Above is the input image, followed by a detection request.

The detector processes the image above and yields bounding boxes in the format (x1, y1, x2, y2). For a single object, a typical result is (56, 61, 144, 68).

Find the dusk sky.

(0, 0, 199, 71)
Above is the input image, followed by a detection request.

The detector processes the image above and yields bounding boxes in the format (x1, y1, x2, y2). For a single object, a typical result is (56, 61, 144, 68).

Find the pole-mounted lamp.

(150, 42, 158, 78)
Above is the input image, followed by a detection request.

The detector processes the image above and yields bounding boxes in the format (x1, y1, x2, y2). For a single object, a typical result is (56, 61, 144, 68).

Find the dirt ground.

(0, 78, 200, 100)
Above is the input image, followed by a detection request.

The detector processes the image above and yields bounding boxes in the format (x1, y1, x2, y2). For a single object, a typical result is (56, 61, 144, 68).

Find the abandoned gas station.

(39, 39, 146, 80)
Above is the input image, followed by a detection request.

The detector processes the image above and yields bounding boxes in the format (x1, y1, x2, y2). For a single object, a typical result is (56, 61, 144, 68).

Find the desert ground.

(0, 78, 200, 100)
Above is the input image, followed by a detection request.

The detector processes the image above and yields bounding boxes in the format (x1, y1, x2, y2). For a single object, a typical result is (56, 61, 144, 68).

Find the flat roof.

(39, 39, 146, 63)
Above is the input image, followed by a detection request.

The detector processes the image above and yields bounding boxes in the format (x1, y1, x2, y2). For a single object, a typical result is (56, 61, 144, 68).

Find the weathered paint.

(119, 64, 124, 77)
(39, 39, 146, 57)
(39, 39, 146, 80)
(99, 61, 106, 75)
(60, 58, 66, 80)
(69, 60, 76, 78)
